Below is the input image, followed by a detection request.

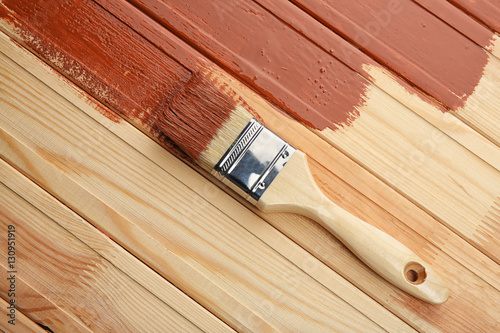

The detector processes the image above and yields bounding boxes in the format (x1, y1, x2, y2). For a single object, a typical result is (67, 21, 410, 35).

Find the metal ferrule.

(212, 119, 296, 205)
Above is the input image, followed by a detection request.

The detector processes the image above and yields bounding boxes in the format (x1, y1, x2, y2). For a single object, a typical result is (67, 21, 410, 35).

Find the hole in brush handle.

(404, 262, 427, 285)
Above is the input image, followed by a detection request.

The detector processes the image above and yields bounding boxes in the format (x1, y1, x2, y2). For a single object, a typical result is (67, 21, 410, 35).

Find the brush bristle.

(156, 73, 253, 171)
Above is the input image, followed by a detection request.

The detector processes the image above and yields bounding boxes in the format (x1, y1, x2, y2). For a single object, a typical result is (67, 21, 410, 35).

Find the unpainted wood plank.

(214, 71, 500, 332)
(2, 33, 500, 332)
(0, 184, 204, 332)
(130, 0, 500, 262)
(0, 49, 388, 333)
(0, 34, 417, 332)
(3, 0, 500, 265)
(1, 260, 92, 333)
(0, 162, 234, 333)
(318, 83, 500, 262)
(75, 0, 500, 289)
(0, 298, 46, 333)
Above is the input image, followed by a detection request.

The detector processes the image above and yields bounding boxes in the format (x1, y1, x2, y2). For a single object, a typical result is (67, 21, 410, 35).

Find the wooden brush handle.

(258, 152, 449, 304)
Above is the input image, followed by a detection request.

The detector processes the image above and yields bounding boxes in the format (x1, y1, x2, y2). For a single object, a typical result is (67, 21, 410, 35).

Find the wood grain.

(0, 49, 394, 332)
(0, 159, 233, 333)
(0, 298, 46, 333)
(2, 30, 499, 331)
(0, 179, 207, 332)
(1, 258, 92, 332)
(1, 1, 499, 331)
(93, 0, 500, 260)
(319, 83, 500, 263)
(215, 71, 500, 332)
(290, 0, 495, 106)
(0, 34, 417, 332)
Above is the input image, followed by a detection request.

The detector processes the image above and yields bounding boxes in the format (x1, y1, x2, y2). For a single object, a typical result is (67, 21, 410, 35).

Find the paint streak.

(129, 0, 368, 130)
(448, 0, 500, 34)
(156, 73, 237, 161)
(0, 0, 191, 131)
(291, 0, 492, 110)
(1, 0, 492, 133)
(413, 0, 494, 48)
(250, 0, 454, 118)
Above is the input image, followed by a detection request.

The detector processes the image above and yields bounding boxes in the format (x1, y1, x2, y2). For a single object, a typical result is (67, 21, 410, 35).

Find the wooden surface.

(1, 0, 499, 332)
(258, 151, 449, 304)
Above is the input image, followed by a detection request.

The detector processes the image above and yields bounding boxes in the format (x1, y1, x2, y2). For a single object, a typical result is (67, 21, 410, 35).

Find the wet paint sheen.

(412, 0, 494, 49)
(130, 0, 369, 130)
(448, 0, 500, 34)
(0, 0, 191, 130)
(291, 0, 492, 110)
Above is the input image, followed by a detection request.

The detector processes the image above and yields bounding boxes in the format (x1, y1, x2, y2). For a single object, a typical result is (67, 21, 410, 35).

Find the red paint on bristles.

(156, 73, 237, 162)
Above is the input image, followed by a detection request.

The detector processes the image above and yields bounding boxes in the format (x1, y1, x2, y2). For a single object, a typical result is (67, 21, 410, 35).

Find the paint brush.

(156, 73, 449, 304)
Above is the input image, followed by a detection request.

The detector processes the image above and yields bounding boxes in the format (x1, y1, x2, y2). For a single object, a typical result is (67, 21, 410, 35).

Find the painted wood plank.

(412, 0, 500, 59)
(0, 49, 390, 333)
(92, 0, 500, 266)
(447, 0, 500, 34)
(2, 33, 500, 332)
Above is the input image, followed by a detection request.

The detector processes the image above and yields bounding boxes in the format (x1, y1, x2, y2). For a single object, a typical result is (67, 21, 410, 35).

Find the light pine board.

(0, 298, 46, 333)
(0, 47, 403, 332)
(0, 181, 204, 333)
(1, 258, 94, 333)
(318, 83, 500, 263)
(0, 159, 233, 333)
(1, 30, 500, 332)
(0, 32, 410, 332)
(89, 0, 500, 263)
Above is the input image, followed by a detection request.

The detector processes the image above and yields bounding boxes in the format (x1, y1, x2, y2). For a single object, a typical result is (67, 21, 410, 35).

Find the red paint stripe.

(413, 0, 494, 48)
(448, 0, 500, 34)
(291, 0, 492, 110)
(128, 0, 369, 130)
(0, 0, 191, 133)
